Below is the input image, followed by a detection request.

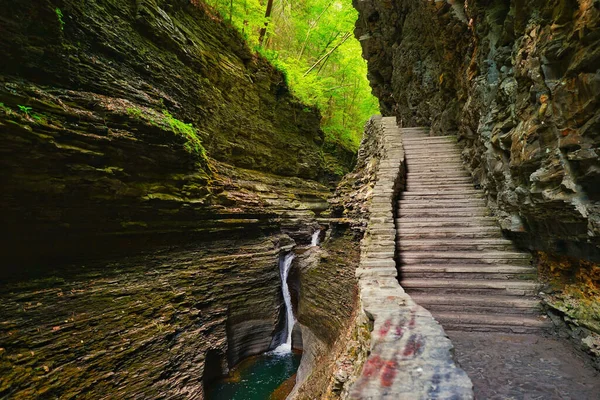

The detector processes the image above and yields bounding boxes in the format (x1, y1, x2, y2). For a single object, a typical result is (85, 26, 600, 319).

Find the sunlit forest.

(207, 0, 379, 152)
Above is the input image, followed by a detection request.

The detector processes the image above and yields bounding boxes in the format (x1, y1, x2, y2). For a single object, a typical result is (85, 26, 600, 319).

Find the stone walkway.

(398, 130, 551, 333)
(398, 129, 599, 399)
(449, 332, 600, 399)
(349, 120, 599, 399)
(350, 118, 473, 399)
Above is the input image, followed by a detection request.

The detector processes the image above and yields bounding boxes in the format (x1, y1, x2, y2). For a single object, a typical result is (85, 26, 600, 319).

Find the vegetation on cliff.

(206, 0, 379, 153)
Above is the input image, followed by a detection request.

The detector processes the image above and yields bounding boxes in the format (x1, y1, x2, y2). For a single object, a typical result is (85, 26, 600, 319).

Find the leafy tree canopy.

(206, 0, 379, 153)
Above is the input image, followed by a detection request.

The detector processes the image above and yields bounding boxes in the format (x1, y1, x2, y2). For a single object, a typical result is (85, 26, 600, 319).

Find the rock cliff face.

(0, 0, 355, 269)
(290, 117, 389, 399)
(0, 0, 351, 398)
(353, 0, 600, 262)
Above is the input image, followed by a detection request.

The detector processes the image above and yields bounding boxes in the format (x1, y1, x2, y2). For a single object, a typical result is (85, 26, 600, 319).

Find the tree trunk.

(258, 0, 274, 46)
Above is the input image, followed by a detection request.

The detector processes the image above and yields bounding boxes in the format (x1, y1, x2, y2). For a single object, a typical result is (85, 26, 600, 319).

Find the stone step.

(400, 257, 530, 267)
(430, 312, 552, 333)
(398, 227, 503, 239)
(404, 186, 477, 192)
(406, 169, 468, 175)
(406, 159, 465, 165)
(401, 279, 539, 296)
(411, 293, 541, 314)
(398, 200, 487, 208)
(400, 264, 537, 280)
(407, 169, 469, 174)
(399, 251, 531, 263)
(399, 211, 489, 219)
(397, 225, 500, 233)
(401, 192, 484, 198)
(398, 238, 516, 251)
(403, 139, 458, 143)
(405, 184, 477, 190)
(403, 137, 455, 143)
(405, 151, 462, 157)
(405, 153, 462, 158)
(396, 218, 498, 227)
(399, 206, 488, 213)
(403, 146, 461, 152)
(405, 156, 463, 161)
(406, 164, 463, 169)
(406, 173, 471, 179)
(406, 182, 473, 188)
(406, 177, 472, 183)
(405, 150, 462, 155)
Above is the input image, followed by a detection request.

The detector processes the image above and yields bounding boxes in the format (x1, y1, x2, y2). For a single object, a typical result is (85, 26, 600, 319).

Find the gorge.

(1, 0, 599, 399)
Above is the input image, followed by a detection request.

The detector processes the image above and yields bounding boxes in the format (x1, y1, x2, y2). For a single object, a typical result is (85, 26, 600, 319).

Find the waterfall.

(272, 252, 296, 354)
(311, 229, 320, 246)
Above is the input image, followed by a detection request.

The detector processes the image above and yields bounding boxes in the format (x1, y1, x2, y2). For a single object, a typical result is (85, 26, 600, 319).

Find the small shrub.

(18, 105, 32, 115)
(55, 8, 65, 31)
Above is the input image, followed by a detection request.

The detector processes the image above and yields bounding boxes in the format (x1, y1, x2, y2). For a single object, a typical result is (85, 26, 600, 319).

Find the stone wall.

(348, 117, 473, 398)
(353, 0, 600, 263)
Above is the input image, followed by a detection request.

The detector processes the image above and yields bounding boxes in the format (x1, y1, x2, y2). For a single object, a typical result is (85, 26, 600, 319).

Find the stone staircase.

(397, 129, 551, 334)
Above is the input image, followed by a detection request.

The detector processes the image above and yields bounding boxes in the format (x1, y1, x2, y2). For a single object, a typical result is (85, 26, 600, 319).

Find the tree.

(258, 0, 274, 45)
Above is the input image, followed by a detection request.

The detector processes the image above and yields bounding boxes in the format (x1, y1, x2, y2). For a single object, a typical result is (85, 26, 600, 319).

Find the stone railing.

(349, 117, 474, 399)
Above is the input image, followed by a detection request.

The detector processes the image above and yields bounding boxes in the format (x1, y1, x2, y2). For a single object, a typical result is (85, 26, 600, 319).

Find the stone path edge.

(348, 117, 474, 399)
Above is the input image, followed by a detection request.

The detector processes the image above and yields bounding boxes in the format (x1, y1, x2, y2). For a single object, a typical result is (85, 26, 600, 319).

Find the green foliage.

(18, 105, 32, 115)
(55, 8, 65, 31)
(162, 110, 207, 160)
(31, 113, 48, 125)
(209, 0, 379, 152)
(127, 107, 142, 118)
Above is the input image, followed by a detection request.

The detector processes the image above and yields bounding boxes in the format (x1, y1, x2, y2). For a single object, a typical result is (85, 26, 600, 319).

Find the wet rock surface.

(353, 0, 600, 262)
(0, 236, 291, 398)
(449, 332, 600, 400)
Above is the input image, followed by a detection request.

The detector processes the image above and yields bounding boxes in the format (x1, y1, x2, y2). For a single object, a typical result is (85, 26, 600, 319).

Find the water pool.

(206, 351, 302, 400)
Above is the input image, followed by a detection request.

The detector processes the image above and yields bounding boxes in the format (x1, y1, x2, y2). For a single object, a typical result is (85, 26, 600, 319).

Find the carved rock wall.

(353, 0, 600, 262)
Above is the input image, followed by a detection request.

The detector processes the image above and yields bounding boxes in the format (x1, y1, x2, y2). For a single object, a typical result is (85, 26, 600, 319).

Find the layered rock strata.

(0, 0, 346, 398)
(0, 235, 297, 398)
(349, 117, 473, 399)
(290, 117, 388, 399)
(0, 0, 352, 270)
(353, 0, 600, 263)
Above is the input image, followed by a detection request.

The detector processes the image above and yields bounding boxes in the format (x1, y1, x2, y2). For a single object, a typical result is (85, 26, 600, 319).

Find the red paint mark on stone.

(379, 318, 392, 337)
(362, 355, 384, 378)
(403, 334, 423, 358)
(380, 359, 398, 387)
(395, 325, 405, 337)
(408, 313, 416, 328)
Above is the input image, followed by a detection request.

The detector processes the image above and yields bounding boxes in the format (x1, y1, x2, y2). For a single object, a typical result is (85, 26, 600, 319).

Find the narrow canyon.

(0, 1, 598, 399)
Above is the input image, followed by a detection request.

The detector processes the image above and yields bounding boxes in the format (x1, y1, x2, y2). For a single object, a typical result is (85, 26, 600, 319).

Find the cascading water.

(272, 252, 296, 354)
(310, 229, 320, 246)
(207, 252, 300, 399)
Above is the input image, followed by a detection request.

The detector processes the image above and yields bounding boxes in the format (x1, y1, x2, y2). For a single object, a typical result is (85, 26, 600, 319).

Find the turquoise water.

(206, 352, 302, 400)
